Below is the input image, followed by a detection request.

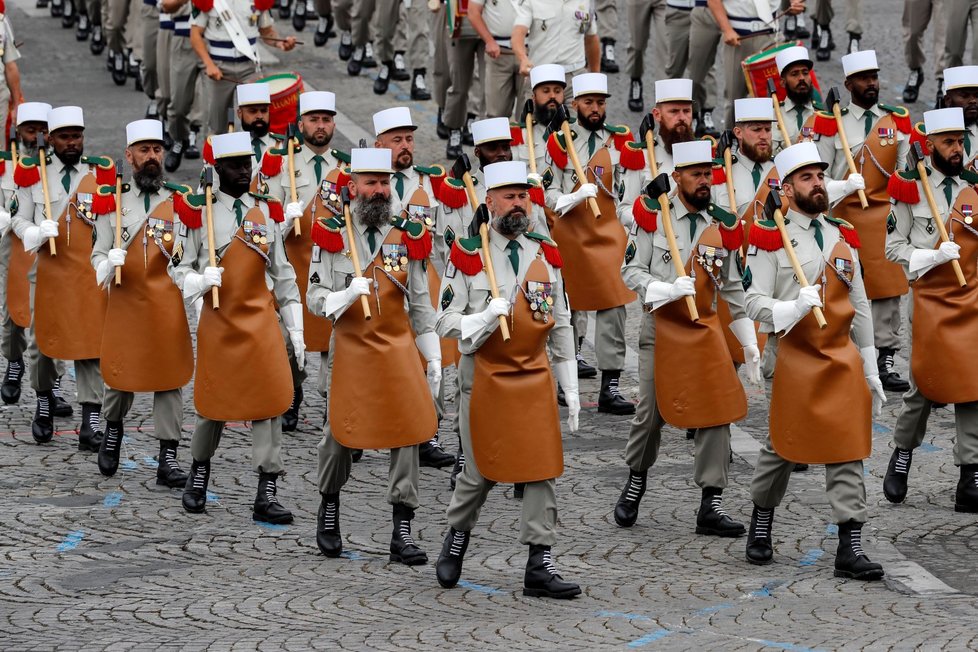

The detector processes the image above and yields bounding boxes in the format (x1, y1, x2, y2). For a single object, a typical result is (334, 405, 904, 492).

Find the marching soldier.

(662, 0, 719, 131)
(370, 0, 432, 100)
(13, 106, 109, 450)
(170, 130, 303, 524)
(613, 140, 756, 535)
(513, 65, 566, 182)
(882, 107, 978, 512)
(309, 147, 441, 563)
(0, 10, 23, 134)
(235, 83, 276, 168)
(941, 66, 978, 163)
(163, 0, 204, 172)
(512, 0, 599, 81)
(91, 119, 193, 487)
(772, 46, 820, 150)
(469, 0, 526, 121)
(812, 0, 863, 60)
(625, 0, 667, 111)
(714, 98, 778, 215)
(900, 0, 945, 104)
(434, 160, 581, 599)
(743, 142, 886, 580)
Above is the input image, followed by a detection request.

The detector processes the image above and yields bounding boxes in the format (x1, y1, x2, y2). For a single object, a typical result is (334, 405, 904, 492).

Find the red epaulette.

(91, 185, 116, 216)
(632, 196, 658, 232)
(313, 216, 346, 252)
(172, 191, 203, 229)
(510, 123, 525, 146)
(261, 150, 284, 177)
(436, 175, 468, 210)
(618, 140, 647, 171)
(192, 0, 213, 11)
(13, 157, 40, 188)
(712, 164, 726, 185)
(812, 112, 838, 137)
(748, 221, 783, 251)
(529, 184, 546, 207)
(887, 170, 921, 204)
(908, 121, 929, 156)
(202, 137, 214, 165)
(448, 238, 484, 275)
(546, 132, 569, 170)
(826, 216, 862, 248)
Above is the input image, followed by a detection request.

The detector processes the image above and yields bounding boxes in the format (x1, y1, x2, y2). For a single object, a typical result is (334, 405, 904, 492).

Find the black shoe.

(350, 448, 363, 463)
(390, 504, 428, 565)
(61, 0, 75, 28)
(792, 15, 810, 39)
(523, 544, 581, 599)
(846, 32, 861, 55)
(613, 469, 647, 527)
(316, 493, 342, 556)
(347, 47, 364, 76)
(374, 61, 392, 95)
(164, 141, 184, 172)
(834, 520, 884, 580)
(699, 109, 719, 138)
(50, 0, 63, 17)
(337, 31, 353, 60)
(1, 359, 24, 404)
(793, 463, 809, 472)
(462, 113, 475, 146)
(313, 14, 332, 46)
(783, 14, 796, 38)
(513, 483, 525, 500)
(411, 69, 431, 101)
(436, 108, 450, 140)
(436, 527, 470, 588)
(182, 459, 210, 513)
(97, 420, 123, 477)
(278, 0, 290, 19)
(903, 69, 923, 103)
(598, 370, 635, 415)
(362, 41, 377, 68)
(576, 353, 597, 379)
(75, 12, 89, 40)
(52, 376, 73, 417)
(935, 78, 945, 109)
(450, 439, 464, 490)
(156, 440, 189, 488)
(32, 391, 55, 444)
(877, 347, 910, 393)
(954, 464, 978, 513)
(446, 129, 463, 159)
(185, 131, 201, 159)
(253, 471, 294, 524)
(128, 50, 139, 78)
(816, 25, 832, 61)
(111, 51, 127, 86)
(883, 447, 912, 503)
(628, 78, 643, 113)
(600, 38, 619, 73)
(695, 488, 746, 537)
(686, 428, 695, 440)
(745, 504, 774, 565)
(90, 25, 105, 55)
(282, 386, 302, 432)
(292, 0, 307, 30)
(78, 402, 103, 452)
(392, 51, 410, 81)
(420, 437, 455, 468)
(163, 129, 174, 151)
(145, 101, 159, 120)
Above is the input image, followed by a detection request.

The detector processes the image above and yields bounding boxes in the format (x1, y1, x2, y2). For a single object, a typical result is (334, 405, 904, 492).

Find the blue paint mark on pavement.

(143, 456, 159, 468)
(596, 610, 651, 622)
(255, 521, 289, 531)
(205, 491, 219, 502)
(456, 580, 506, 595)
(121, 460, 138, 470)
(102, 492, 123, 508)
(340, 551, 363, 560)
(628, 629, 673, 647)
(872, 422, 891, 434)
(798, 549, 824, 566)
(919, 442, 941, 452)
(753, 640, 825, 651)
(826, 523, 839, 535)
(57, 530, 84, 551)
(693, 603, 733, 616)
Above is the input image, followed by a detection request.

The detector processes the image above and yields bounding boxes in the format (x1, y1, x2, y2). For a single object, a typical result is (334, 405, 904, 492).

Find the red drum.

(742, 41, 822, 103)
(257, 72, 303, 136)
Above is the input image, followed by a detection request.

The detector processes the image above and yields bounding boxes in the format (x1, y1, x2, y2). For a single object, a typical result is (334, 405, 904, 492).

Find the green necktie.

(863, 110, 874, 137)
(393, 172, 405, 200)
(61, 165, 75, 193)
(313, 155, 324, 186)
(143, 192, 151, 213)
(506, 239, 521, 274)
(366, 226, 380, 252)
(233, 198, 245, 225)
(812, 218, 824, 250)
(253, 138, 263, 163)
(688, 213, 698, 242)
(795, 105, 805, 131)
(587, 131, 597, 158)
(751, 162, 762, 190)
(943, 177, 954, 206)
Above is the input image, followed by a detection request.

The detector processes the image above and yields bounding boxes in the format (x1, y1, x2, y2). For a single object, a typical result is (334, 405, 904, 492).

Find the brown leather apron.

(283, 191, 333, 353)
(100, 197, 194, 393)
(194, 207, 293, 421)
(654, 224, 748, 429)
(834, 113, 909, 300)
(469, 257, 563, 483)
(551, 147, 636, 311)
(329, 228, 438, 449)
(911, 187, 978, 404)
(34, 173, 108, 360)
(6, 233, 33, 328)
(770, 241, 872, 463)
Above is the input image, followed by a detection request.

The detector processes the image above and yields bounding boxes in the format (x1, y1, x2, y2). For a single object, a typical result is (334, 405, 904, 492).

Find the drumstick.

(36, 133, 57, 256)
(913, 143, 967, 286)
(263, 37, 305, 45)
(113, 159, 124, 286)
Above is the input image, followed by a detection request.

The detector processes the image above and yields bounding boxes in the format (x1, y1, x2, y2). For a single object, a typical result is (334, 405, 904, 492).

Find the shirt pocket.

(468, 274, 493, 306)
(331, 255, 355, 289)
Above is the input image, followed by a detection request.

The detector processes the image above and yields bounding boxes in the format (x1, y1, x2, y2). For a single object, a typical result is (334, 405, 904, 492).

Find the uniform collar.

(785, 207, 823, 230)
(215, 188, 254, 212)
(670, 193, 706, 222)
(351, 213, 393, 238)
(489, 226, 526, 253)
(847, 102, 878, 121)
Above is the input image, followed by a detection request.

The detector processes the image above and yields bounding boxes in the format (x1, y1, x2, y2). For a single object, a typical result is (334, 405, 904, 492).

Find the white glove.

(553, 359, 580, 432)
(909, 241, 960, 276)
(23, 220, 59, 252)
(95, 248, 127, 287)
(281, 302, 306, 370)
(416, 331, 442, 398)
(107, 248, 127, 268)
(320, 276, 374, 320)
(39, 219, 58, 239)
(729, 318, 761, 385)
(772, 284, 822, 333)
(844, 173, 865, 192)
(860, 346, 887, 417)
(285, 201, 303, 220)
(554, 183, 597, 216)
(826, 173, 865, 204)
(0, 209, 10, 236)
(644, 275, 696, 309)
(460, 297, 510, 340)
(182, 265, 224, 301)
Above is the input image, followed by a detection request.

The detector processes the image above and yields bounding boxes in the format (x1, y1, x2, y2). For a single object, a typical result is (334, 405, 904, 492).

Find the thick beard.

(684, 187, 712, 211)
(853, 87, 878, 107)
(932, 147, 964, 177)
(244, 120, 270, 138)
(785, 85, 812, 106)
(493, 208, 530, 236)
(795, 188, 829, 214)
(304, 130, 332, 148)
(577, 110, 606, 132)
(659, 124, 692, 155)
(133, 162, 164, 193)
(534, 103, 559, 126)
(354, 194, 392, 229)
(740, 139, 773, 163)
(57, 149, 83, 166)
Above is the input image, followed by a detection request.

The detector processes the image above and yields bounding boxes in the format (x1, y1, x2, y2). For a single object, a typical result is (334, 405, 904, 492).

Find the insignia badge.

(790, 239, 798, 247)
(800, 127, 814, 140)
(747, 244, 758, 256)
(146, 218, 173, 242)
(767, 177, 781, 189)
(662, 251, 671, 263)
(624, 240, 637, 264)
(179, 223, 188, 237)
(121, 227, 130, 242)
(444, 225, 456, 248)
(526, 280, 554, 323)
(741, 265, 753, 290)
(595, 166, 605, 177)
(964, 204, 974, 225)
(886, 213, 897, 234)
(320, 179, 343, 215)
(310, 271, 320, 285)
(445, 262, 457, 278)
(440, 285, 454, 310)
(10, 197, 17, 216)
(381, 243, 409, 272)
(345, 273, 353, 288)
(312, 244, 322, 263)
(542, 168, 554, 188)
(171, 242, 183, 266)
(926, 220, 936, 234)
(571, 171, 579, 185)
(75, 192, 94, 219)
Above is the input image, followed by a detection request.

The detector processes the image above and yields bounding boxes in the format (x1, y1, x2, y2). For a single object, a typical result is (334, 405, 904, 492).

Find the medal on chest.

(146, 217, 173, 243)
(526, 280, 554, 323)
(382, 243, 408, 272)
(696, 243, 727, 289)
(878, 127, 895, 147)
(243, 219, 268, 245)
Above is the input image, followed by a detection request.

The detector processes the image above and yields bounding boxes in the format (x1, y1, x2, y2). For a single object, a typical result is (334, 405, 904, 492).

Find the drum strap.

(212, 0, 259, 65)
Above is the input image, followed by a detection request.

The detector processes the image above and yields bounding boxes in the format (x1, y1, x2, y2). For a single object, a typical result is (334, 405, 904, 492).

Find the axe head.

(521, 99, 535, 124)
(226, 108, 236, 130)
(548, 103, 569, 133)
(468, 203, 490, 238)
(762, 187, 783, 220)
(358, 138, 367, 149)
(115, 158, 124, 178)
(717, 129, 735, 156)
(37, 132, 46, 149)
(8, 125, 15, 145)
(645, 172, 670, 200)
(451, 153, 472, 180)
(340, 186, 352, 207)
(203, 166, 214, 188)
(824, 87, 841, 112)
(910, 141, 926, 169)
(639, 113, 655, 142)
(766, 77, 778, 98)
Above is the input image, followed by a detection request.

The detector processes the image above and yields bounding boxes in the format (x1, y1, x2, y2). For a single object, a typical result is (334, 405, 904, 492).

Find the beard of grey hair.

(354, 193, 392, 229)
(133, 163, 164, 194)
(493, 208, 530, 236)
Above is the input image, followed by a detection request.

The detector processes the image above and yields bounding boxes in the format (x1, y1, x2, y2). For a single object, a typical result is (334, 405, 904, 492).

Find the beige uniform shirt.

(772, 99, 817, 151)
(91, 182, 171, 270)
(513, 0, 597, 72)
(546, 124, 623, 208)
(713, 154, 776, 217)
(263, 145, 341, 211)
(815, 103, 909, 182)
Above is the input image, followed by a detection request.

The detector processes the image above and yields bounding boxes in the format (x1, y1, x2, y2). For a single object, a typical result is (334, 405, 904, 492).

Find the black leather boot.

(523, 545, 581, 599)
(316, 492, 342, 557)
(815, 24, 833, 61)
(50, 0, 63, 17)
(374, 61, 392, 95)
(955, 464, 978, 513)
(184, 129, 201, 159)
(313, 13, 333, 46)
(513, 483, 525, 500)
(61, 0, 75, 28)
(695, 488, 746, 537)
(435, 527, 470, 588)
(277, 0, 290, 19)
(282, 386, 302, 432)
(834, 520, 884, 580)
(877, 347, 910, 392)
(1, 359, 24, 404)
(745, 504, 774, 565)
(164, 141, 184, 172)
(97, 420, 123, 476)
(446, 129, 463, 159)
(111, 50, 127, 85)
(598, 370, 635, 415)
(75, 11, 90, 40)
(883, 447, 913, 503)
(613, 469, 647, 527)
(253, 472, 294, 524)
(90, 23, 105, 55)
(52, 376, 73, 417)
(182, 459, 210, 513)
(351, 448, 363, 463)
(576, 337, 597, 378)
(436, 108, 450, 140)
(390, 504, 428, 565)
(391, 51, 410, 81)
(600, 37, 619, 73)
(363, 41, 377, 67)
(347, 46, 364, 76)
(420, 436, 454, 468)
(462, 113, 476, 146)
(337, 31, 353, 60)
(291, 0, 307, 31)
(156, 440, 189, 488)
(32, 390, 55, 443)
(903, 68, 923, 103)
(410, 68, 431, 101)
(78, 403, 104, 452)
(628, 78, 643, 112)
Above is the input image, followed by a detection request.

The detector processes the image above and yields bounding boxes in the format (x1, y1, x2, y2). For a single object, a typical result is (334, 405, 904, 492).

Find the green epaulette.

(414, 164, 446, 177)
(604, 123, 630, 135)
(896, 168, 922, 181)
(879, 103, 910, 118)
(812, 99, 825, 111)
(455, 234, 482, 254)
(390, 215, 425, 238)
(81, 155, 113, 168)
(331, 148, 351, 164)
(524, 231, 557, 246)
(961, 169, 978, 185)
(706, 203, 737, 228)
(0, 151, 11, 161)
(164, 181, 191, 194)
(249, 190, 279, 203)
(322, 215, 345, 230)
(824, 215, 856, 229)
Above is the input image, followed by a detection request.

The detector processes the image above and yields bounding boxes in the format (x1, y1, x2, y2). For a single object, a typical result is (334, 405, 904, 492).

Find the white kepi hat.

(373, 106, 417, 136)
(776, 46, 813, 74)
(17, 102, 52, 126)
(470, 117, 511, 146)
(350, 148, 394, 174)
(734, 97, 775, 123)
(924, 107, 965, 135)
(573, 72, 610, 98)
(529, 64, 566, 89)
(484, 160, 531, 189)
(672, 140, 713, 168)
(126, 119, 164, 146)
(943, 65, 978, 91)
(299, 91, 336, 115)
(841, 50, 879, 77)
(774, 142, 828, 180)
(654, 78, 693, 104)
(236, 82, 271, 107)
(48, 106, 84, 132)
(210, 131, 253, 159)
